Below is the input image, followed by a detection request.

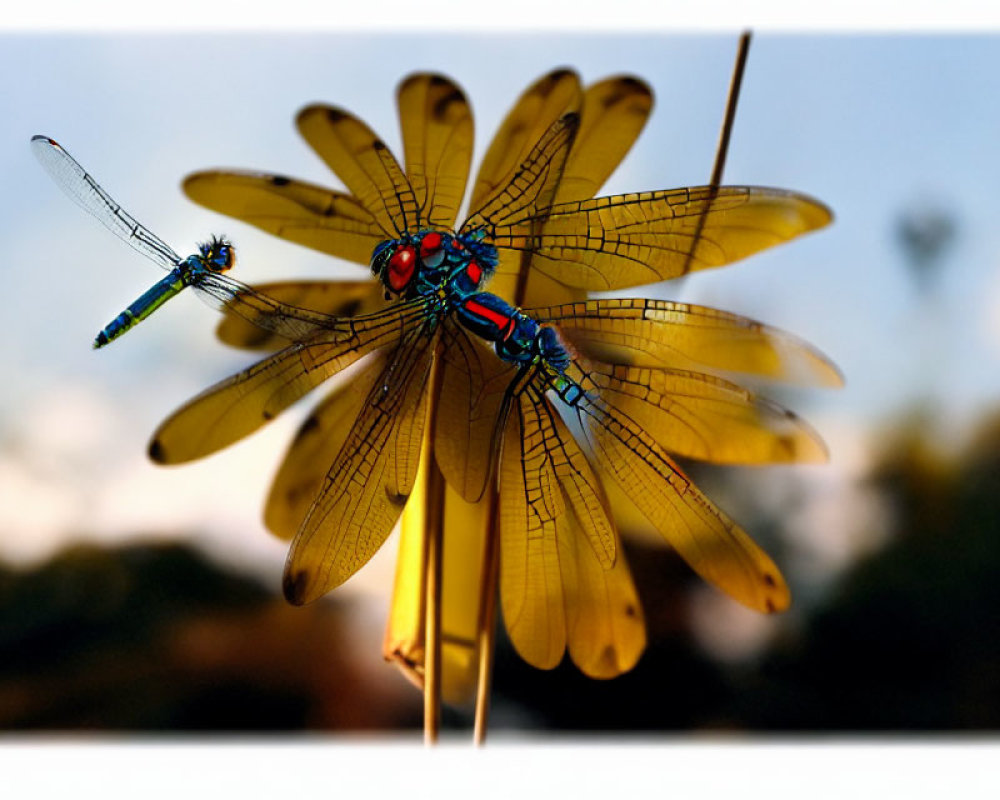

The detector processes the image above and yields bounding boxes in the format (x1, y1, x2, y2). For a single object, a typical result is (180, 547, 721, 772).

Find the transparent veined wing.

(498, 395, 569, 669)
(460, 113, 579, 240)
(586, 363, 828, 465)
(296, 104, 420, 238)
(32, 135, 183, 271)
(149, 298, 431, 464)
(506, 74, 653, 304)
(498, 381, 620, 669)
(490, 186, 832, 291)
(182, 170, 386, 264)
(565, 360, 791, 614)
(263, 351, 390, 540)
(215, 279, 382, 352)
(522, 382, 617, 568)
(532, 298, 844, 387)
(396, 73, 474, 229)
(467, 68, 582, 291)
(468, 69, 582, 216)
(283, 324, 439, 605)
(551, 75, 653, 207)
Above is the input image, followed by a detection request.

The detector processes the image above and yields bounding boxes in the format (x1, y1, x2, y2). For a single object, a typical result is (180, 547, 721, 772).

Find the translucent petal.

(296, 104, 419, 237)
(183, 169, 384, 264)
(534, 297, 844, 387)
(397, 73, 474, 229)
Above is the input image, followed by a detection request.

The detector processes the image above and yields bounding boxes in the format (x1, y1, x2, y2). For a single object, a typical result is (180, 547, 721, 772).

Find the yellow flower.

(150, 70, 840, 696)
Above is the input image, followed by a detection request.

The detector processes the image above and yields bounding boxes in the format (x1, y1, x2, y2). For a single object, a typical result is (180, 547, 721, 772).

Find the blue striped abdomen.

(93, 267, 187, 348)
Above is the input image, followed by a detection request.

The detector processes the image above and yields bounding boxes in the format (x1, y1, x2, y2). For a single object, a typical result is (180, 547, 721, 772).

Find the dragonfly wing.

(572, 365, 791, 613)
(498, 394, 569, 669)
(296, 104, 420, 238)
(533, 298, 843, 387)
(182, 169, 386, 264)
(526, 383, 617, 567)
(263, 352, 389, 540)
(215, 280, 382, 352)
(149, 300, 427, 463)
(551, 76, 653, 206)
(434, 323, 517, 503)
(493, 186, 832, 291)
(283, 326, 438, 604)
(196, 272, 364, 345)
(32, 135, 182, 271)
(587, 362, 828, 464)
(469, 69, 582, 214)
(396, 73, 474, 229)
(461, 113, 579, 240)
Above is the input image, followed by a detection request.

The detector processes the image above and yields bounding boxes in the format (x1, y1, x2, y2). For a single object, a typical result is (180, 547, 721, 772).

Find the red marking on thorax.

(465, 260, 482, 285)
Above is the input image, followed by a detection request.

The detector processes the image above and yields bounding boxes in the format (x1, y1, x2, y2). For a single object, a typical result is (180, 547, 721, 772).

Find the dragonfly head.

(371, 231, 450, 299)
(200, 236, 236, 273)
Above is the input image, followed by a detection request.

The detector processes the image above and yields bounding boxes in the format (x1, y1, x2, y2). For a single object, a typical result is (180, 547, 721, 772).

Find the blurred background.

(2, 32, 1000, 733)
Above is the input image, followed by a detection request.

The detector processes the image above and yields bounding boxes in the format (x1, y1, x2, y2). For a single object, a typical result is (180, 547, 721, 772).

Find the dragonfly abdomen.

(93, 267, 187, 348)
(457, 292, 578, 393)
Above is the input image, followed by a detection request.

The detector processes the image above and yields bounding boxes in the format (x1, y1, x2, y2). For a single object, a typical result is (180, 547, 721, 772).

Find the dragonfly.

(149, 98, 839, 647)
(200, 70, 663, 681)
(31, 135, 347, 349)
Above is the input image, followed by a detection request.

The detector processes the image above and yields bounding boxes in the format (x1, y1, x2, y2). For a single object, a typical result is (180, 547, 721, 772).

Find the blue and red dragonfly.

(136, 79, 838, 634)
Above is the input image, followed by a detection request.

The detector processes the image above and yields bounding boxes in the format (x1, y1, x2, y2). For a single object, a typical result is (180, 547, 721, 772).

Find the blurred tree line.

(3, 406, 999, 732)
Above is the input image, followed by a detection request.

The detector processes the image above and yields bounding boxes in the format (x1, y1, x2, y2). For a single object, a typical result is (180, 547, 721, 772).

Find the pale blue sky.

(2, 33, 999, 583)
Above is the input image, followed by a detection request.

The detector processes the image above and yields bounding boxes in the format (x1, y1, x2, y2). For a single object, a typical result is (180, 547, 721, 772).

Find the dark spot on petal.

(618, 76, 648, 93)
(624, 603, 637, 618)
(262, 409, 274, 421)
(765, 598, 777, 613)
(148, 439, 165, 463)
(270, 175, 291, 187)
(297, 415, 320, 437)
(372, 139, 387, 151)
(561, 112, 581, 131)
(325, 107, 347, 123)
(601, 90, 627, 108)
(547, 67, 574, 83)
(429, 74, 451, 87)
(337, 299, 362, 318)
(283, 569, 310, 605)
(386, 490, 409, 507)
(763, 573, 776, 587)
(433, 90, 465, 121)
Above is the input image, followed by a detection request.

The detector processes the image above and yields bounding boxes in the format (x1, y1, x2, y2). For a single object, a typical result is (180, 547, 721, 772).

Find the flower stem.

(423, 353, 446, 744)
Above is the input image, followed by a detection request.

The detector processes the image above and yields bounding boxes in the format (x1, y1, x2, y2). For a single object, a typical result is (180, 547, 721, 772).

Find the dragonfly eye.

(387, 245, 417, 292)
(217, 245, 236, 272)
(419, 231, 446, 268)
(200, 238, 236, 273)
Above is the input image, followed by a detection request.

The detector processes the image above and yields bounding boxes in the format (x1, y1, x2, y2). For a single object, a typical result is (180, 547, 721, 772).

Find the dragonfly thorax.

(370, 229, 498, 301)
